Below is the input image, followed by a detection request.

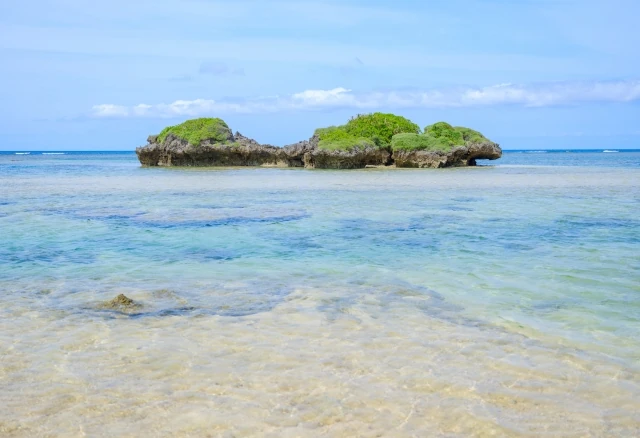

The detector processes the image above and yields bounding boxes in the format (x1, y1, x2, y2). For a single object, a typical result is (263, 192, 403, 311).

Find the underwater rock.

(99, 294, 141, 311)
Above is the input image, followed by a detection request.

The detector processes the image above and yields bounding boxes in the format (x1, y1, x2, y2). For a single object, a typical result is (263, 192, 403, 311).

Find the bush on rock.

(314, 113, 420, 151)
(454, 126, 490, 144)
(157, 118, 233, 146)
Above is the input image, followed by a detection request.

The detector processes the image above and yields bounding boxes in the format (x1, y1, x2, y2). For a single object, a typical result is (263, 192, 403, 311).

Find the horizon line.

(3, 148, 640, 153)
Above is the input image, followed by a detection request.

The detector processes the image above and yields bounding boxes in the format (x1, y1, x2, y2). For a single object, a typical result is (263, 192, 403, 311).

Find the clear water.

(1, 151, 639, 436)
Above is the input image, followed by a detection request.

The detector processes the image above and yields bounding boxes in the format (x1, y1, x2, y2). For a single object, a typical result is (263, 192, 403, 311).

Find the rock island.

(136, 113, 502, 168)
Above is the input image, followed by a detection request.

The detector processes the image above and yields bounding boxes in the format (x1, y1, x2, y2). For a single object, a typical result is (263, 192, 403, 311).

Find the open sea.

(1, 150, 639, 436)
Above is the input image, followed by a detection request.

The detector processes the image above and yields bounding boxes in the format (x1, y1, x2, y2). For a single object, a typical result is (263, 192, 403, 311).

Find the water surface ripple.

(1, 152, 639, 436)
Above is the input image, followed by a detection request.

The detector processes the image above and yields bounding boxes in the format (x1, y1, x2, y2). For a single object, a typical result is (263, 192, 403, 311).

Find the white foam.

(602, 150, 619, 153)
(15, 152, 30, 155)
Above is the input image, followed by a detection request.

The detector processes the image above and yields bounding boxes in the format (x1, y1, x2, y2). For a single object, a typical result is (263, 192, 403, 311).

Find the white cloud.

(291, 87, 354, 106)
(91, 104, 129, 117)
(91, 79, 640, 118)
(456, 81, 640, 106)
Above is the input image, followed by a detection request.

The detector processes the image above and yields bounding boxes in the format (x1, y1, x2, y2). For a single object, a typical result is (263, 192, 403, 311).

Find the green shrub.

(344, 113, 420, 146)
(314, 126, 353, 142)
(314, 126, 375, 151)
(454, 126, 489, 143)
(318, 137, 377, 151)
(314, 113, 420, 151)
(391, 133, 453, 152)
(393, 123, 492, 152)
(424, 122, 464, 146)
(157, 118, 232, 146)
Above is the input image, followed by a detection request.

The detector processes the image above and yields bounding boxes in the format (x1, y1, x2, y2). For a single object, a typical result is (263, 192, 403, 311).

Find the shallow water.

(1, 151, 639, 436)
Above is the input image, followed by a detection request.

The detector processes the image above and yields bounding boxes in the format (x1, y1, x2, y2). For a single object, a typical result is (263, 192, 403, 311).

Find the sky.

(1, 0, 640, 150)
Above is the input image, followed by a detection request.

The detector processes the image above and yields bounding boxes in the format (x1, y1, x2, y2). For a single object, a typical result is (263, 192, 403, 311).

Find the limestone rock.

(303, 145, 392, 169)
(136, 132, 288, 167)
(136, 118, 501, 169)
(99, 294, 141, 311)
(393, 142, 502, 168)
(281, 137, 316, 167)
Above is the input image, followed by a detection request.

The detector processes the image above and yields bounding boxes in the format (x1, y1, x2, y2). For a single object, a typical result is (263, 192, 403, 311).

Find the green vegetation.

(454, 126, 489, 143)
(343, 113, 420, 145)
(315, 126, 374, 151)
(390, 133, 452, 152)
(424, 122, 464, 146)
(157, 118, 232, 146)
(313, 115, 490, 152)
(389, 122, 492, 153)
(315, 113, 420, 151)
(318, 137, 377, 151)
(315, 126, 357, 142)
(153, 116, 492, 154)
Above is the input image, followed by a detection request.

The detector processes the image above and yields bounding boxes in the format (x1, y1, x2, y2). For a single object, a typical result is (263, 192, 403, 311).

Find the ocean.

(1, 150, 639, 436)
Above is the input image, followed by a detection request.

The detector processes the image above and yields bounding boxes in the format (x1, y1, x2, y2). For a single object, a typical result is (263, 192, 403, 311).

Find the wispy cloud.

(91, 79, 640, 118)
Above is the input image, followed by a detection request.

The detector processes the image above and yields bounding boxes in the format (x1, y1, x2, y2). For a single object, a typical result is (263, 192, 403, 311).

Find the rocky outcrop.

(136, 132, 290, 167)
(303, 146, 392, 169)
(465, 141, 503, 165)
(282, 135, 390, 169)
(281, 137, 316, 167)
(98, 294, 141, 312)
(136, 133, 501, 169)
(393, 142, 502, 168)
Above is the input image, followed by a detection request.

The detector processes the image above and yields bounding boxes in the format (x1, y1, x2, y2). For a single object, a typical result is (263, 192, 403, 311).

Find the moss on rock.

(157, 118, 233, 146)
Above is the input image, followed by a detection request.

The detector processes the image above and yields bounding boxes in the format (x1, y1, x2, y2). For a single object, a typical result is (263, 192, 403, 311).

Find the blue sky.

(1, 0, 640, 150)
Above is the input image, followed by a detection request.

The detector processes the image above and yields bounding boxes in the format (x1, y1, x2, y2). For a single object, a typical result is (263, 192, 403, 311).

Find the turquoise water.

(1, 151, 639, 436)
